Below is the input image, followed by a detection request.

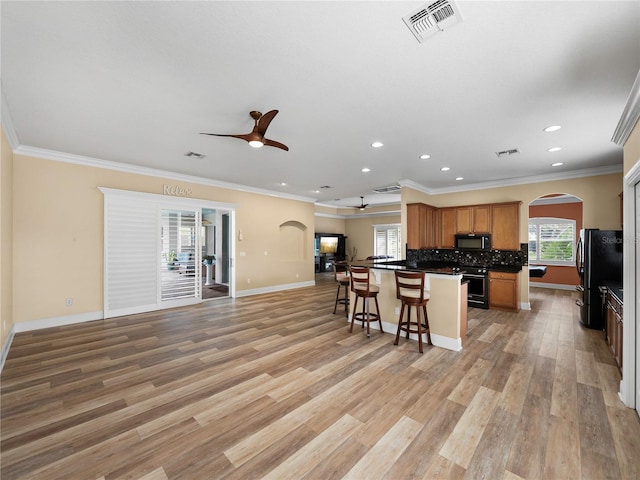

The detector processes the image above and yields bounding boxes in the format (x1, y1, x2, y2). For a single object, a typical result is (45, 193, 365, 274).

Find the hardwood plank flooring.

(2, 277, 640, 479)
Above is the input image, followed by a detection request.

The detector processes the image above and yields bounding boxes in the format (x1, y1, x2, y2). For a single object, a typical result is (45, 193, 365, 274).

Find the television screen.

(319, 236, 338, 254)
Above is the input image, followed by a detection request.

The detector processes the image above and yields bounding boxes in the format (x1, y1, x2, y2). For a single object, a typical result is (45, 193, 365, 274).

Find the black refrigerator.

(575, 229, 623, 329)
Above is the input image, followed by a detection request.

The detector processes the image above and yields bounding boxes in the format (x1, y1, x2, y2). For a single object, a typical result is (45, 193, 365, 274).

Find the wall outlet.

(247, 278, 251, 284)
(394, 307, 400, 315)
(296, 273, 299, 278)
(264, 251, 268, 255)
(66, 298, 73, 306)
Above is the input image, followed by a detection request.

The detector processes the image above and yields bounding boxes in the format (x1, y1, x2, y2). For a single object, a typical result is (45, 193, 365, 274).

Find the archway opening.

(528, 193, 583, 290)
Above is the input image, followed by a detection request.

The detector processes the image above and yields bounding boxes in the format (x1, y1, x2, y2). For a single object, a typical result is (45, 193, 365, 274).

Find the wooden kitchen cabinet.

(439, 208, 456, 248)
(489, 271, 519, 311)
(605, 290, 623, 373)
(490, 202, 520, 250)
(407, 203, 437, 249)
(456, 205, 491, 234)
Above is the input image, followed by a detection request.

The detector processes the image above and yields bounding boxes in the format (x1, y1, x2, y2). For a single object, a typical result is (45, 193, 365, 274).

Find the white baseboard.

(13, 311, 104, 333)
(530, 282, 577, 291)
(235, 280, 315, 297)
(0, 327, 16, 373)
(520, 302, 532, 311)
(345, 316, 462, 351)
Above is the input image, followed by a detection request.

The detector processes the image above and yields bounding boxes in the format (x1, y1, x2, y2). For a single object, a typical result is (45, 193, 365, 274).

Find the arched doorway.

(528, 193, 583, 291)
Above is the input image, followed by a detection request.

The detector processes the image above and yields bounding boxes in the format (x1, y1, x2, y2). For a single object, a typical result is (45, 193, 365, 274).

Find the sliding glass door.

(160, 209, 201, 303)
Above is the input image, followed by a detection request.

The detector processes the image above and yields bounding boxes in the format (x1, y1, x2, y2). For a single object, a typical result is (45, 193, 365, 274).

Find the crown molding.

(1, 87, 20, 150)
(398, 164, 624, 196)
(314, 210, 401, 220)
(612, 69, 640, 146)
(12, 144, 317, 204)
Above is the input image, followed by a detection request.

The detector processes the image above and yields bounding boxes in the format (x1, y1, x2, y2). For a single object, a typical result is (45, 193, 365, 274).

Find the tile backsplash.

(407, 244, 528, 267)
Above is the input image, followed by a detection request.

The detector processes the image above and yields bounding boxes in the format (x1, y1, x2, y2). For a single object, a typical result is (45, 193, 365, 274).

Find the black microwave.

(455, 233, 491, 250)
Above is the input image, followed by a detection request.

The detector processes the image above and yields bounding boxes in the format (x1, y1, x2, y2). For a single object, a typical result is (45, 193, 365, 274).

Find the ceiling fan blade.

(263, 138, 289, 151)
(200, 132, 253, 142)
(257, 110, 279, 136)
(353, 196, 368, 209)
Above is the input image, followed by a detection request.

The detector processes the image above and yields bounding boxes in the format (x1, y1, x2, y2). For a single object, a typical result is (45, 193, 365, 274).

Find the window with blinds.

(528, 217, 576, 265)
(374, 224, 402, 259)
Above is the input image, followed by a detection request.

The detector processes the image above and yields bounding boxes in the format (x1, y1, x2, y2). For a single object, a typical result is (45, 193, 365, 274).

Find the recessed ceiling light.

(440, 167, 450, 171)
(361, 167, 371, 173)
(420, 154, 431, 160)
(456, 177, 463, 181)
(371, 142, 384, 148)
(544, 125, 562, 132)
(280, 182, 287, 186)
(312, 189, 320, 193)
(551, 162, 563, 167)
(547, 147, 562, 152)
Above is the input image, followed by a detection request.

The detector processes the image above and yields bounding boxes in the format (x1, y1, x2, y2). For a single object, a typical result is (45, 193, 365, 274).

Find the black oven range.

(453, 265, 489, 309)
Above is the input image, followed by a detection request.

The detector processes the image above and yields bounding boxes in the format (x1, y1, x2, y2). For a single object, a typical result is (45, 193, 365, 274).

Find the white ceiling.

(2, 1, 639, 208)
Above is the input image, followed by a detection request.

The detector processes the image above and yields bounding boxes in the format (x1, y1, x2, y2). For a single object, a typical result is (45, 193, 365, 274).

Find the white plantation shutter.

(104, 196, 158, 318)
(374, 224, 401, 259)
(528, 217, 575, 265)
(160, 209, 199, 301)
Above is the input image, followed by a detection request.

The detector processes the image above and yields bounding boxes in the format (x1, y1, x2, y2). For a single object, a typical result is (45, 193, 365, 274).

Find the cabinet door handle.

(575, 285, 584, 292)
(576, 299, 584, 307)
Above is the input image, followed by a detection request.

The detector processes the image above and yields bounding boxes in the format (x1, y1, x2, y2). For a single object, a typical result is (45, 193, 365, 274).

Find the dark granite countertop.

(601, 281, 623, 304)
(351, 260, 462, 275)
(352, 260, 522, 275)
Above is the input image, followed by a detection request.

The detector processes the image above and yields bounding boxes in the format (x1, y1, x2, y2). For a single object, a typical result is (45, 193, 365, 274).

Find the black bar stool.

(349, 266, 384, 337)
(394, 271, 431, 353)
(332, 261, 350, 316)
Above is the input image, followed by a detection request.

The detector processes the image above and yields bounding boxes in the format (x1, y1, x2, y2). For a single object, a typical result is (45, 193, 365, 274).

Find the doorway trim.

(621, 160, 640, 409)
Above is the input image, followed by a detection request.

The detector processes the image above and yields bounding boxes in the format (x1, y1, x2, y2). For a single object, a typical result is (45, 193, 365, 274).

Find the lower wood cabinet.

(605, 291, 623, 373)
(489, 271, 519, 312)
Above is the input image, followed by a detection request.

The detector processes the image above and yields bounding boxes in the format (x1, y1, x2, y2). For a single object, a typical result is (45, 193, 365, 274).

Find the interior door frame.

(621, 159, 640, 410)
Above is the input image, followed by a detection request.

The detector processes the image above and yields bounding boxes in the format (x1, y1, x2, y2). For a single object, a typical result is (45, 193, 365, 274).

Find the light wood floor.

(2, 274, 640, 479)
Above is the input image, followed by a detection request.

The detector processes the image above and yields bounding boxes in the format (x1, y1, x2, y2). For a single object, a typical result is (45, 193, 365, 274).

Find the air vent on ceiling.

(402, 0, 463, 43)
(184, 151, 206, 159)
(373, 184, 402, 193)
(319, 185, 333, 189)
(495, 148, 520, 158)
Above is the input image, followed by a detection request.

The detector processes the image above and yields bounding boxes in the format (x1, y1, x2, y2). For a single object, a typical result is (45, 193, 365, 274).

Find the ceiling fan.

(200, 110, 289, 151)
(354, 196, 369, 210)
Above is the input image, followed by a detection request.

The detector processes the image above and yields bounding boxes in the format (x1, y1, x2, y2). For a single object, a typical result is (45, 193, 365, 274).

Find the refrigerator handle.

(575, 237, 582, 276)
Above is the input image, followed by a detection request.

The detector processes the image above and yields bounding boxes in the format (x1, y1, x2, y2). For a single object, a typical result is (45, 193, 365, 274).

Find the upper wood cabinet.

(456, 205, 491, 234)
(439, 208, 456, 248)
(407, 203, 438, 249)
(490, 202, 520, 250)
(409, 200, 521, 251)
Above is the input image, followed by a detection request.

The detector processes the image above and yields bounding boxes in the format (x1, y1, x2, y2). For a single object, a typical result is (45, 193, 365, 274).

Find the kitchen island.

(347, 261, 467, 351)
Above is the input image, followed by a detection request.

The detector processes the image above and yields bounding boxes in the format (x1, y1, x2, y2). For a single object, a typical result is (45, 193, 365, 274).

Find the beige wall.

(345, 214, 401, 261)
(624, 119, 640, 175)
(1, 127, 14, 351)
(12, 154, 315, 325)
(314, 215, 346, 235)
